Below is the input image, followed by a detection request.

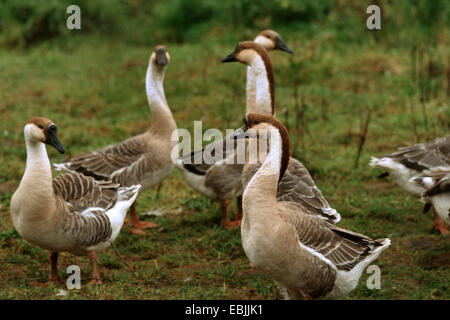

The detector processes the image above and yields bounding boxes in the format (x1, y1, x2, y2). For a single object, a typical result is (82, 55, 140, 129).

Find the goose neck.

(243, 128, 282, 204)
(246, 55, 274, 116)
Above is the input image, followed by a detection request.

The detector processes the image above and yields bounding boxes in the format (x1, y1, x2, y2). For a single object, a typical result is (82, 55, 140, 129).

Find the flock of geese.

(9, 30, 449, 299)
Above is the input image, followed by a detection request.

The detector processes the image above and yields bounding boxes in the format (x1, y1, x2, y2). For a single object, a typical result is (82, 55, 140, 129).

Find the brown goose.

(10, 117, 140, 285)
(370, 136, 450, 233)
(55, 45, 177, 234)
(174, 30, 293, 229)
(222, 41, 341, 223)
(236, 114, 390, 299)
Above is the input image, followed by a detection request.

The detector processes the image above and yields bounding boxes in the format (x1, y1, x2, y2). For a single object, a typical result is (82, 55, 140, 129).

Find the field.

(0, 16, 449, 299)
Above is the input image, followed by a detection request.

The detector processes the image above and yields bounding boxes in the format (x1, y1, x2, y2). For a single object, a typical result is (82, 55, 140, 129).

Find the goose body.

(10, 117, 140, 283)
(413, 168, 450, 233)
(238, 114, 390, 299)
(370, 135, 450, 196)
(55, 45, 176, 233)
(174, 30, 294, 228)
(370, 136, 450, 233)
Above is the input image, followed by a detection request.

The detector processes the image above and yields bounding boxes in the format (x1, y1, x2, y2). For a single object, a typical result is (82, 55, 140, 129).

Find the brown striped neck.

(146, 56, 176, 138)
(225, 41, 275, 116)
(245, 114, 290, 183)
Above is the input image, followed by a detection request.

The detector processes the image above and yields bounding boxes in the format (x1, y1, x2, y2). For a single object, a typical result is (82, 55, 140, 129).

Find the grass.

(0, 25, 449, 299)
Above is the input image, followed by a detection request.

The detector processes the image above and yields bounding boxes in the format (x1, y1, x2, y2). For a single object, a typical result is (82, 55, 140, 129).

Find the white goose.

(174, 30, 293, 229)
(370, 136, 450, 233)
(55, 45, 177, 234)
(413, 167, 450, 234)
(222, 41, 341, 224)
(10, 117, 140, 284)
(235, 114, 390, 299)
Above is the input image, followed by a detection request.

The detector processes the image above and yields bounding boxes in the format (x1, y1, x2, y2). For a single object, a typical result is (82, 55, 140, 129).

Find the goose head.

(222, 41, 271, 66)
(236, 114, 291, 181)
(25, 117, 65, 153)
(254, 29, 293, 54)
(150, 45, 170, 68)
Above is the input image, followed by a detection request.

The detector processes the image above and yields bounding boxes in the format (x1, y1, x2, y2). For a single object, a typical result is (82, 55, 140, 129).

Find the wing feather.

(284, 203, 386, 271)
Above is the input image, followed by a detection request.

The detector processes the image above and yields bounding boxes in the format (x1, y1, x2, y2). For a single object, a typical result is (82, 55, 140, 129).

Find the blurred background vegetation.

(0, 0, 448, 48)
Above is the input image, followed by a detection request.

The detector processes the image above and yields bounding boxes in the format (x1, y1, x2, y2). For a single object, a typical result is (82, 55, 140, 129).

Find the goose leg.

(49, 252, 62, 283)
(433, 207, 449, 235)
(129, 201, 158, 234)
(87, 250, 102, 285)
(155, 182, 163, 200)
(221, 200, 241, 229)
(236, 196, 243, 221)
(28, 252, 61, 286)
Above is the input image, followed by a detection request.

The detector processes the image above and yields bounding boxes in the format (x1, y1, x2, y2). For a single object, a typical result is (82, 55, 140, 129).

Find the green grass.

(0, 25, 449, 299)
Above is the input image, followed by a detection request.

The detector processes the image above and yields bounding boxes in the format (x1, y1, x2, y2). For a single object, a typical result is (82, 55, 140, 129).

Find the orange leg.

(220, 200, 241, 229)
(87, 250, 102, 285)
(433, 208, 449, 235)
(129, 201, 158, 234)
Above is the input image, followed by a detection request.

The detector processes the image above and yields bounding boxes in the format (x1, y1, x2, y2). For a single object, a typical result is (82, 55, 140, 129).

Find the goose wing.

(385, 136, 450, 172)
(284, 203, 388, 271)
(277, 158, 341, 224)
(61, 135, 151, 186)
(53, 172, 118, 246)
(422, 169, 450, 197)
(53, 172, 119, 212)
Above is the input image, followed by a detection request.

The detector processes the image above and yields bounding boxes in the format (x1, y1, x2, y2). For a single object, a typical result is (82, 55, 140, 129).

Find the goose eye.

(38, 125, 43, 129)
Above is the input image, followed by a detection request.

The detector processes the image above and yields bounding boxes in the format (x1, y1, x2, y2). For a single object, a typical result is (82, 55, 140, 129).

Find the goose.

(174, 30, 293, 229)
(54, 45, 177, 234)
(10, 117, 141, 285)
(235, 114, 391, 299)
(370, 135, 450, 233)
(412, 167, 450, 234)
(222, 41, 341, 224)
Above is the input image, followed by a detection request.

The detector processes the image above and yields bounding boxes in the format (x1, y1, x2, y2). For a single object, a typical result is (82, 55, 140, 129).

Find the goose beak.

(233, 129, 255, 140)
(156, 48, 167, 66)
(45, 124, 65, 154)
(275, 37, 293, 54)
(222, 52, 237, 63)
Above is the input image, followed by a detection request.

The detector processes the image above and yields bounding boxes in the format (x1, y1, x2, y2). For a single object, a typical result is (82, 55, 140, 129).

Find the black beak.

(222, 52, 237, 63)
(233, 129, 254, 140)
(233, 120, 254, 140)
(45, 124, 65, 154)
(275, 37, 293, 54)
(156, 49, 167, 66)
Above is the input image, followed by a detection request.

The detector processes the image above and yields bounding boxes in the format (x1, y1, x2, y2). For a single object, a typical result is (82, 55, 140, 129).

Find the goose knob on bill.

(234, 114, 390, 299)
(10, 117, 141, 285)
(54, 45, 177, 235)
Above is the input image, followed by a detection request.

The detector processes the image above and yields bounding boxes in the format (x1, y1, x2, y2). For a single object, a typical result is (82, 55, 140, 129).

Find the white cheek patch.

(254, 35, 274, 50)
(24, 124, 45, 142)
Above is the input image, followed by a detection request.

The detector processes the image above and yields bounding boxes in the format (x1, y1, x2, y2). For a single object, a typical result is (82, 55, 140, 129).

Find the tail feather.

(117, 184, 141, 205)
